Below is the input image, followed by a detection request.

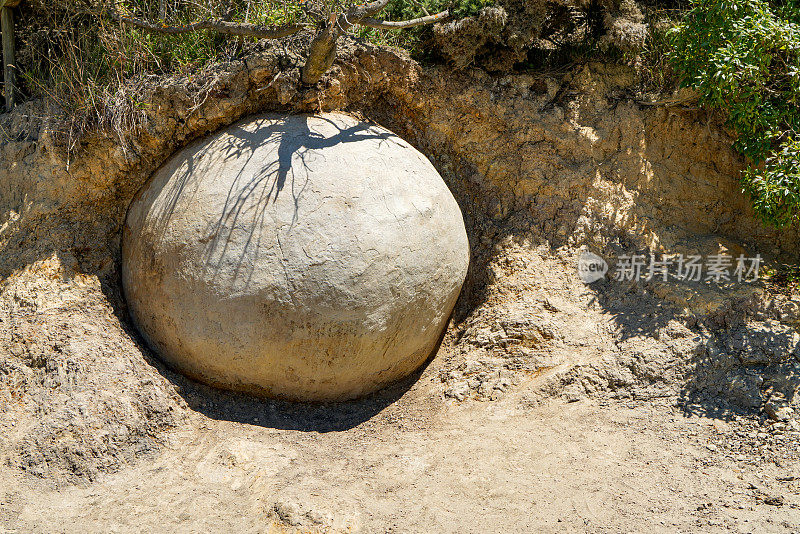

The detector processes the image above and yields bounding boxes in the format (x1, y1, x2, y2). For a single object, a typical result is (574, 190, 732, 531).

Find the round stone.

(122, 113, 469, 401)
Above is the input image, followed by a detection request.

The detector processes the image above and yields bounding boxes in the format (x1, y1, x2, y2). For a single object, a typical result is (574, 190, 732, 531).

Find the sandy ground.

(3, 372, 798, 534)
(3, 46, 800, 534)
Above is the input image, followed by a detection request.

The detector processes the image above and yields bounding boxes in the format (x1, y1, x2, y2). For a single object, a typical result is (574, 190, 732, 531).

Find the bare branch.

(409, 0, 431, 17)
(301, 0, 392, 84)
(111, 12, 307, 39)
(359, 10, 450, 29)
(343, 0, 392, 25)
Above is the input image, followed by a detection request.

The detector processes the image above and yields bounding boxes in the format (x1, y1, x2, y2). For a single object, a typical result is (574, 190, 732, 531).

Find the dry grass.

(636, 7, 682, 95)
(14, 0, 303, 147)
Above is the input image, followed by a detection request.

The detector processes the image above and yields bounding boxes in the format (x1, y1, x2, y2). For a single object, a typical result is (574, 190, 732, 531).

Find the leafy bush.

(669, 0, 800, 227)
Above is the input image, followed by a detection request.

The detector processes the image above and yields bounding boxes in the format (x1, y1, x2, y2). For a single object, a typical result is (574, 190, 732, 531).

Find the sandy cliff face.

(1, 41, 798, 483)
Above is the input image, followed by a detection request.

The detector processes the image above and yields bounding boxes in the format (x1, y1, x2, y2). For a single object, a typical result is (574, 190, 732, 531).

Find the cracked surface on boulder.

(122, 113, 469, 401)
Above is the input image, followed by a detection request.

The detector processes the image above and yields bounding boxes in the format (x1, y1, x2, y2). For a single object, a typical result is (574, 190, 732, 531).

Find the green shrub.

(669, 0, 800, 227)
(743, 137, 800, 226)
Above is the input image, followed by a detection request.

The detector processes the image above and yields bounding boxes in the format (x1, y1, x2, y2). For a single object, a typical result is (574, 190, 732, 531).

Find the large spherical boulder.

(122, 113, 469, 401)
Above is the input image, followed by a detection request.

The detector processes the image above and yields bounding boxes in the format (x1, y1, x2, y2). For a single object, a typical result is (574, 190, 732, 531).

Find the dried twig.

(111, 12, 307, 39)
(360, 10, 449, 29)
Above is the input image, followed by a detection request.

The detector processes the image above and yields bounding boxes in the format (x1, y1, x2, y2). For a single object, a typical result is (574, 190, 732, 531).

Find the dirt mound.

(431, 0, 648, 71)
(1, 39, 799, 488)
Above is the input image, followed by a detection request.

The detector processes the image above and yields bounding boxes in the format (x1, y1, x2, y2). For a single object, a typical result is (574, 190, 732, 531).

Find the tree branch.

(111, 12, 307, 39)
(409, 0, 431, 17)
(300, 0, 392, 84)
(342, 0, 392, 26)
(359, 10, 450, 29)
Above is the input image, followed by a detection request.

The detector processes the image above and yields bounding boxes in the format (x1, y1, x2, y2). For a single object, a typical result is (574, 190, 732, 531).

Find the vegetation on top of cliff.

(15, 0, 645, 118)
(669, 0, 800, 227)
(17, 0, 489, 97)
(15, 0, 498, 144)
(10, 0, 800, 233)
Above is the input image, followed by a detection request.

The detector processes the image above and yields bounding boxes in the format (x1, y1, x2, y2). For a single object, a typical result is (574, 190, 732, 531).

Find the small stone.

(712, 420, 730, 433)
(765, 398, 794, 422)
(445, 382, 470, 402)
(562, 383, 585, 403)
(273, 501, 302, 526)
(761, 495, 785, 507)
(305, 510, 328, 525)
